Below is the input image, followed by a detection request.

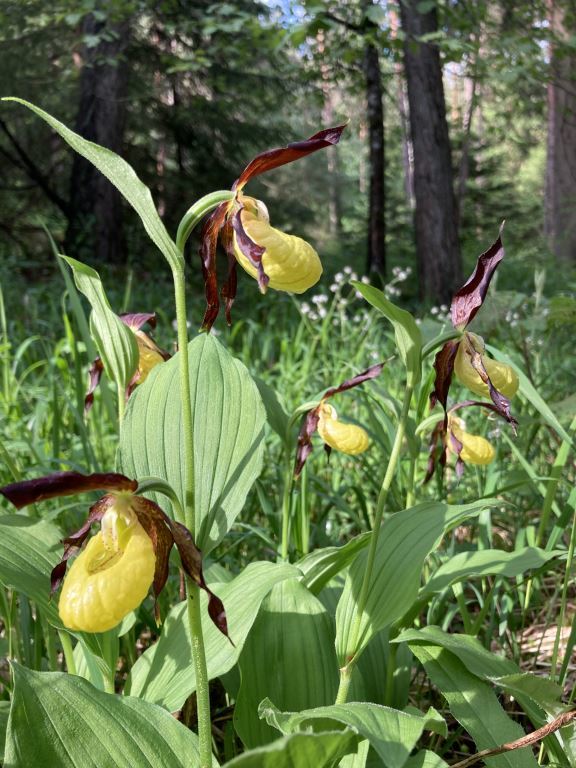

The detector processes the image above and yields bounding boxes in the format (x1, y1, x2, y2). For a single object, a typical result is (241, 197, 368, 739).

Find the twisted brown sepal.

(423, 419, 447, 484)
(451, 224, 505, 330)
(220, 219, 238, 325)
(233, 124, 347, 191)
(121, 312, 157, 331)
(294, 362, 384, 478)
(0, 471, 137, 510)
(200, 201, 230, 331)
(169, 521, 231, 642)
(465, 344, 518, 433)
(231, 207, 269, 294)
(430, 340, 459, 412)
(84, 358, 105, 415)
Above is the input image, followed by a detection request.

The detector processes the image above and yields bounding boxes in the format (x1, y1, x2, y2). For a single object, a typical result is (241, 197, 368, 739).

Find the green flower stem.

(171, 192, 231, 768)
(280, 456, 294, 561)
(58, 630, 77, 675)
(335, 385, 413, 705)
(551, 497, 576, 683)
(117, 382, 126, 426)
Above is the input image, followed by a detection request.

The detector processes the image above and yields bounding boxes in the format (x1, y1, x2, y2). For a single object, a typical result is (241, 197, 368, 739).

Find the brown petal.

(132, 497, 175, 625)
(84, 357, 104, 415)
(322, 362, 385, 400)
(423, 419, 447, 484)
(430, 340, 459, 412)
(448, 428, 465, 479)
(233, 124, 347, 190)
(467, 347, 518, 432)
(0, 472, 137, 510)
(294, 408, 321, 479)
(231, 208, 269, 293)
(220, 219, 238, 326)
(451, 225, 505, 330)
(199, 201, 229, 331)
(170, 521, 231, 641)
(51, 496, 113, 594)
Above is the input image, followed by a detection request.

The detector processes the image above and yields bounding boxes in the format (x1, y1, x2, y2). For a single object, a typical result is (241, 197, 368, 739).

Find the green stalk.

(171, 192, 232, 767)
(335, 385, 413, 704)
(117, 382, 126, 426)
(280, 456, 294, 561)
(550, 498, 576, 683)
(58, 630, 77, 675)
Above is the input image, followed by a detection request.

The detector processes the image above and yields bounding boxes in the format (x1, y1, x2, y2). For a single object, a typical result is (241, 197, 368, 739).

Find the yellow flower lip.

(58, 519, 155, 633)
(317, 402, 370, 455)
(448, 416, 495, 466)
(233, 195, 322, 294)
(454, 332, 519, 399)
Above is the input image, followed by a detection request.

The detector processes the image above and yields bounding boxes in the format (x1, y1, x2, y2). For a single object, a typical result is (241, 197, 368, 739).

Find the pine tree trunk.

(545, 0, 576, 263)
(65, 13, 130, 264)
(400, 0, 462, 303)
(364, 37, 386, 277)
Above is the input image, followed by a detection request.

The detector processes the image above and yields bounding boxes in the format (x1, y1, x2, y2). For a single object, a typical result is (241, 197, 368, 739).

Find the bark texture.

(65, 13, 130, 263)
(400, 0, 462, 303)
(545, 0, 576, 263)
(364, 37, 386, 276)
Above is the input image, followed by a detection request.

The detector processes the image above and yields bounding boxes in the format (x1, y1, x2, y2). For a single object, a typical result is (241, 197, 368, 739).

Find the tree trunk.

(545, 0, 576, 263)
(364, 35, 386, 277)
(65, 13, 130, 264)
(400, 0, 462, 303)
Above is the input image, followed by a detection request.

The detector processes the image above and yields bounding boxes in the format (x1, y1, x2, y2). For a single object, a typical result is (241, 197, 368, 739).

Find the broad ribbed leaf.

(234, 579, 338, 748)
(352, 282, 422, 386)
(129, 562, 298, 711)
(422, 547, 561, 596)
(298, 534, 370, 595)
(4, 98, 182, 271)
(408, 645, 538, 768)
(261, 700, 445, 768)
(404, 752, 449, 768)
(62, 256, 138, 389)
(118, 334, 266, 554)
(0, 515, 62, 624)
(222, 731, 357, 768)
(5, 664, 212, 768)
(335, 501, 497, 665)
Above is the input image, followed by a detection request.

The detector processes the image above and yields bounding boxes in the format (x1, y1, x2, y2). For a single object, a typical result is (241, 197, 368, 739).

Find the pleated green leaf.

(4, 664, 212, 768)
(118, 333, 266, 554)
(352, 282, 422, 386)
(404, 751, 449, 768)
(421, 547, 561, 596)
(408, 645, 538, 768)
(335, 500, 497, 665)
(62, 256, 139, 390)
(0, 515, 63, 625)
(3, 98, 182, 271)
(234, 579, 338, 748)
(221, 731, 358, 768)
(298, 534, 370, 595)
(261, 699, 445, 768)
(129, 561, 298, 711)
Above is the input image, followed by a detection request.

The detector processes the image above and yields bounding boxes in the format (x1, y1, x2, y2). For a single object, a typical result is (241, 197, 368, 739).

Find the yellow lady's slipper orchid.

(59, 497, 155, 633)
(448, 417, 495, 466)
(317, 402, 370, 455)
(454, 332, 519, 399)
(134, 330, 166, 384)
(233, 197, 322, 293)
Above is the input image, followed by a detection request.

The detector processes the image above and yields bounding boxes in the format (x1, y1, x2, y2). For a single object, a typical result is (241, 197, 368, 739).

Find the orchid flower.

(199, 124, 346, 329)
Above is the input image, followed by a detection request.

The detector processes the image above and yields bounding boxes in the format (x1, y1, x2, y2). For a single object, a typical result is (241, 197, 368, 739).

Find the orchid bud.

(317, 403, 370, 455)
(233, 196, 322, 293)
(454, 332, 519, 399)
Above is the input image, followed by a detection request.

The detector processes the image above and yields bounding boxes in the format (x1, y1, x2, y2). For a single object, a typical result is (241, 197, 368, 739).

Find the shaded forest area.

(0, 0, 575, 304)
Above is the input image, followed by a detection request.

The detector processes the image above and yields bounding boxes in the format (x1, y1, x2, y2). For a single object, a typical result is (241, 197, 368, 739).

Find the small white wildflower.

(440, 304, 448, 313)
(361, 275, 370, 284)
(318, 307, 327, 318)
(392, 266, 401, 277)
(300, 302, 311, 315)
(415, 318, 422, 325)
(335, 272, 345, 283)
(343, 266, 353, 275)
(330, 283, 339, 293)
(405, 266, 412, 275)
(370, 350, 379, 360)
(349, 271, 358, 282)
(431, 306, 439, 315)
(355, 290, 363, 300)
(308, 310, 319, 321)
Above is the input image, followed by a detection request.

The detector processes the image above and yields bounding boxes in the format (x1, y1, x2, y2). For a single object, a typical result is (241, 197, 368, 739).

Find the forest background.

(1, 0, 575, 316)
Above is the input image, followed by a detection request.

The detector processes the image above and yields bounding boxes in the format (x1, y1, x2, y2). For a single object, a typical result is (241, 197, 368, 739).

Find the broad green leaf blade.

(297, 534, 370, 595)
(261, 699, 445, 768)
(0, 515, 63, 625)
(129, 562, 298, 711)
(4, 98, 182, 270)
(0, 700, 10, 763)
(5, 664, 212, 768)
(409, 645, 539, 768)
(353, 282, 422, 386)
(335, 500, 496, 664)
(221, 731, 358, 768)
(404, 751, 449, 768)
(62, 256, 139, 389)
(254, 377, 290, 444)
(338, 739, 370, 768)
(234, 579, 338, 748)
(421, 547, 561, 596)
(118, 334, 266, 554)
